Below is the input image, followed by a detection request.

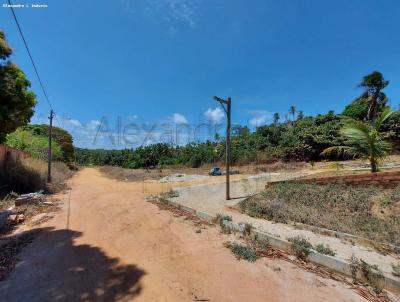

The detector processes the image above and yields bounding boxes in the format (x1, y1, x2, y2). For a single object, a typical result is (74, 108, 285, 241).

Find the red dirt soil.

(0, 168, 368, 301)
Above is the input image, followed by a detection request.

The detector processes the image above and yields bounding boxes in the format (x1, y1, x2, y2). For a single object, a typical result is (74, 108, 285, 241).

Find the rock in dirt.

(15, 191, 44, 207)
(159, 174, 208, 183)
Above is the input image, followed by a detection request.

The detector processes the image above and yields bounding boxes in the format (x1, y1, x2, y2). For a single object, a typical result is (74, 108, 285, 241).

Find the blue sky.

(1, 0, 400, 148)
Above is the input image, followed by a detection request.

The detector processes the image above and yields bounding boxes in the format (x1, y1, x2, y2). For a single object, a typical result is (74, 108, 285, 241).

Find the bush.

(288, 236, 313, 260)
(315, 244, 336, 256)
(230, 243, 258, 262)
(162, 189, 179, 198)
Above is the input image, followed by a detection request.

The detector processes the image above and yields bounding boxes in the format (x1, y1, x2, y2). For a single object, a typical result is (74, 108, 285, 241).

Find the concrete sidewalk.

(169, 173, 400, 279)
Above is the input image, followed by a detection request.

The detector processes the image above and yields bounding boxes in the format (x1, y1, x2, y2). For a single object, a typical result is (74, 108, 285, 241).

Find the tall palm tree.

(273, 113, 280, 125)
(289, 106, 296, 121)
(358, 71, 389, 121)
(321, 108, 392, 173)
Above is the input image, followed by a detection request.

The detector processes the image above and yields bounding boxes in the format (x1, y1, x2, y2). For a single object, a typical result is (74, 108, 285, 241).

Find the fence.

(0, 144, 30, 167)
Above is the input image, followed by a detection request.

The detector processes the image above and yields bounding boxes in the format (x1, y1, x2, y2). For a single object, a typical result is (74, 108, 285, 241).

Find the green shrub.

(288, 236, 313, 260)
(239, 222, 252, 236)
(230, 243, 258, 262)
(315, 244, 336, 256)
(249, 234, 270, 251)
(215, 213, 232, 223)
(162, 189, 179, 198)
(215, 214, 233, 234)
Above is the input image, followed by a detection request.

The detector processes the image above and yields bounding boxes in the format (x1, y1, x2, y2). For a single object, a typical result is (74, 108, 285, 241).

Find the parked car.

(209, 166, 222, 176)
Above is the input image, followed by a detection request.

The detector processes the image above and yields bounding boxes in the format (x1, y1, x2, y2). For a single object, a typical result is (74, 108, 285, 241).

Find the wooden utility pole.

(47, 109, 54, 183)
(213, 96, 231, 200)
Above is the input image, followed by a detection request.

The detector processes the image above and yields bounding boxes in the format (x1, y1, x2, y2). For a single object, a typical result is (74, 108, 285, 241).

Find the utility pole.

(47, 109, 54, 183)
(213, 96, 231, 200)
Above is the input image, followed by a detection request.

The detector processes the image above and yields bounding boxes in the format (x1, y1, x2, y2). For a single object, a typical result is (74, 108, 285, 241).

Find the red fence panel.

(0, 144, 30, 167)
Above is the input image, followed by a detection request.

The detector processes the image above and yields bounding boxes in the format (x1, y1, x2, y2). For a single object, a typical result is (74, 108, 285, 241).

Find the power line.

(7, 0, 62, 126)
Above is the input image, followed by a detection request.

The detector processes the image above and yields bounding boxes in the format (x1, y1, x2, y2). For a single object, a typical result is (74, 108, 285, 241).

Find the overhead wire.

(7, 0, 62, 127)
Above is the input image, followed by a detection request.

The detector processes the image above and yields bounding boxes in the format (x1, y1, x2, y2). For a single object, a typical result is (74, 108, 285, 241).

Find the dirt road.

(0, 168, 367, 301)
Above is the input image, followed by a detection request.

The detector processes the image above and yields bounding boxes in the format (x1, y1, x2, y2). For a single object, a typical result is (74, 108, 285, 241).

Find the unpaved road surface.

(0, 168, 367, 301)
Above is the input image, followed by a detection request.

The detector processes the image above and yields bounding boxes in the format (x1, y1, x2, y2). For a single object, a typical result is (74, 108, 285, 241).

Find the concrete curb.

(157, 197, 400, 295)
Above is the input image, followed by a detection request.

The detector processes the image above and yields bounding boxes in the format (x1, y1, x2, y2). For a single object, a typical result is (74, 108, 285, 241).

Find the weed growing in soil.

(161, 189, 180, 199)
(315, 244, 336, 256)
(215, 214, 232, 222)
(392, 263, 400, 277)
(215, 214, 233, 234)
(230, 243, 258, 262)
(239, 222, 252, 236)
(288, 236, 313, 260)
(249, 234, 270, 251)
(349, 256, 384, 293)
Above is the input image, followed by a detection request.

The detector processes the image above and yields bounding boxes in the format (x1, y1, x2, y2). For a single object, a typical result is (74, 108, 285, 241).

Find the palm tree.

(321, 108, 392, 173)
(297, 110, 304, 120)
(273, 113, 280, 125)
(289, 106, 296, 121)
(358, 71, 389, 121)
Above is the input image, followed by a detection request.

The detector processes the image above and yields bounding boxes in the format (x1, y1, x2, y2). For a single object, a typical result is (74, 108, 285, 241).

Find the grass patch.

(288, 236, 313, 260)
(240, 182, 400, 246)
(315, 244, 336, 256)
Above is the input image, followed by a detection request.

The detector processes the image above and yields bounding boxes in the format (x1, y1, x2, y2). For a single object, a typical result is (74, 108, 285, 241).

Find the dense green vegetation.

(74, 106, 399, 168)
(6, 128, 62, 161)
(5, 125, 74, 163)
(0, 30, 37, 143)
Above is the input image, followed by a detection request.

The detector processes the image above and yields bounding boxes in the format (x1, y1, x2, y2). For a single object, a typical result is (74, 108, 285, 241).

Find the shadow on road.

(0, 227, 145, 302)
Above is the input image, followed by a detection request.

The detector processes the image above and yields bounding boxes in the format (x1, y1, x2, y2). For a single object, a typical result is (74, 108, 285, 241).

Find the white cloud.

(172, 113, 188, 124)
(86, 120, 102, 130)
(203, 107, 225, 124)
(124, 0, 199, 29)
(248, 110, 273, 127)
(127, 115, 138, 122)
(165, 0, 197, 27)
(64, 118, 82, 128)
(249, 116, 268, 127)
